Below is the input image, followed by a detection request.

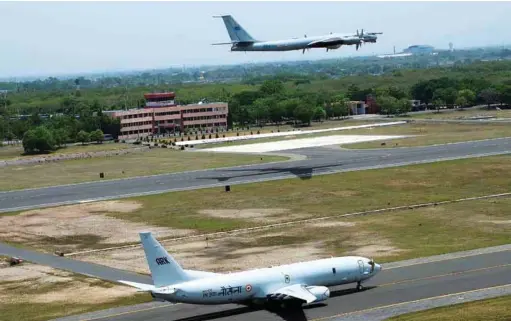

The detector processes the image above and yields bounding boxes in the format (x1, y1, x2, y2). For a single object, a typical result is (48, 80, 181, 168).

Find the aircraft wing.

(267, 284, 318, 303)
(306, 36, 352, 47)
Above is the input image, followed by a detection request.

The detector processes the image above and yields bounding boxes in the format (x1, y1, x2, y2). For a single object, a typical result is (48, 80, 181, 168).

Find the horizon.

(1, 1, 511, 80)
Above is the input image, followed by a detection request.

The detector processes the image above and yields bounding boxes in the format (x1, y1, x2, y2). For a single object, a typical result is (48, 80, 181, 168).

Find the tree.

(496, 84, 511, 106)
(293, 104, 315, 126)
(22, 126, 56, 154)
(456, 89, 476, 108)
(90, 129, 104, 144)
(259, 79, 284, 97)
(395, 98, 412, 115)
(433, 98, 444, 113)
(377, 95, 398, 116)
(278, 98, 300, 120)
(76, 130, 90, 145)
(478, 88, 499, 109)
(455, 96, 468, 109)
(53, 128, 68, 148)
(433, 88, 458, 108)
(313, 107, 327, 122)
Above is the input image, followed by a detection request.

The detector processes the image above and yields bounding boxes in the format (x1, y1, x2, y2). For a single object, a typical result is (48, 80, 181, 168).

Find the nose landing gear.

(356, 281, 364, 291)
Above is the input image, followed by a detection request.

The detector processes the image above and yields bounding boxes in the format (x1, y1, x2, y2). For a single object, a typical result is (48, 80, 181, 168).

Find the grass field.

(343, 122, 511, 149)
(5, 154, 510, 266)
(387, 295, 511, 321)
(408, 107, 511, 120)
(0, 148, 287, 191)
(0, 263, 151, 321)
(103, 154, 511, 233)
(0, 142, 135, 160)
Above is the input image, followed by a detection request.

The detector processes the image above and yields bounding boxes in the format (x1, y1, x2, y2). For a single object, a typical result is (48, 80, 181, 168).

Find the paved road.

(0, 243, 151, 284)
(1, 137, 511, 213)
(48, 248, 510, 321)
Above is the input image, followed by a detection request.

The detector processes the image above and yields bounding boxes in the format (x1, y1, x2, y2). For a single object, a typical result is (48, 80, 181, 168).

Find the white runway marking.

(201, 135, 408, 154)
(176, 121, 407, 146)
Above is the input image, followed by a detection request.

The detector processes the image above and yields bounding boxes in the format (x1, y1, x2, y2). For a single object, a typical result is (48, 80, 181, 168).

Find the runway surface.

(2, 137, 511, 213)
(47, 247, 510, 321)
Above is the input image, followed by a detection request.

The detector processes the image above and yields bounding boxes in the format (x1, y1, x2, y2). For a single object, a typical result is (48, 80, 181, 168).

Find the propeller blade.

(302, 48, 305, 54)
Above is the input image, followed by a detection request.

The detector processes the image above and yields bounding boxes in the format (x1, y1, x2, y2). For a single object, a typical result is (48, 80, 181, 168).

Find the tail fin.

(214, 15, 256, 43)
(139, 232, 190, 287)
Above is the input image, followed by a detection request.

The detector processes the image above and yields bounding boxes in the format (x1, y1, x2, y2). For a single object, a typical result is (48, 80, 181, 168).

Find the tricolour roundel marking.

(245, 284, 252, 292)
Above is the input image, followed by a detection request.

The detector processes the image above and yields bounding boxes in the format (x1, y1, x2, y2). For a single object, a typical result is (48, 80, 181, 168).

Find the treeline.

(0, 98, 120, 148)
(22, 126, 105, 154)
(2, 59, 511, 150)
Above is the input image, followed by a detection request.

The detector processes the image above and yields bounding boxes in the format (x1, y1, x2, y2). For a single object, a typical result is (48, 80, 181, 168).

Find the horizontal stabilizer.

(118, 280, 156, 292)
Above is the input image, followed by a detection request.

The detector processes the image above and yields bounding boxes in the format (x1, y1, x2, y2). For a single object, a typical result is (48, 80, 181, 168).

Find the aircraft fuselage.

(231, 33, 361, 52)
(151, 256, 380, 305)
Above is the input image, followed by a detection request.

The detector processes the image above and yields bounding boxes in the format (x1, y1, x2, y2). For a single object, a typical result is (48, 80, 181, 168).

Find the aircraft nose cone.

(375, 263, 382, 272)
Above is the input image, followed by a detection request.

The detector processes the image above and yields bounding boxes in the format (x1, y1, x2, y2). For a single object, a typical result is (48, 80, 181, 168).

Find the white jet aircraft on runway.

(212, 15, 379, 54)
(119, 232, 382, 308)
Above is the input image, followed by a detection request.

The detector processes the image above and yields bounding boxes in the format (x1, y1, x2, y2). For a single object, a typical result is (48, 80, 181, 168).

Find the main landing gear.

(356, 281, 364, 291)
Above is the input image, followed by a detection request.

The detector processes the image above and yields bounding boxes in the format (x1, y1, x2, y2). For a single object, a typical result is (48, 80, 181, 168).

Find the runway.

(2, 137, 511, 213)
(48, 246, 510, 321)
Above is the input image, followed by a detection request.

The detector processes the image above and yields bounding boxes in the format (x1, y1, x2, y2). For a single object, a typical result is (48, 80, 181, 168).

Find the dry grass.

(0, 200, 195, 254)
(100, 155, 511, 233)
(3, 155, 511, 275)
(0, 142, 134, 160)
(343, 122, 511, 149)
(74, 196, 511, 274)
(0, 148, 286, 191)
(387, 295, 511, 321)
(0, 262, 150, 321)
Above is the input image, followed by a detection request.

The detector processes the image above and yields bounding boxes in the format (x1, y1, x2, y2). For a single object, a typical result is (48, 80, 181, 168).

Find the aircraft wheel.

(356, 282, 364, 291)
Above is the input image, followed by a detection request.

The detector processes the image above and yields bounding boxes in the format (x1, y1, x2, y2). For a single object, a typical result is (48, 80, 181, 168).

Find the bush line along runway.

(1, 137, 511, 213)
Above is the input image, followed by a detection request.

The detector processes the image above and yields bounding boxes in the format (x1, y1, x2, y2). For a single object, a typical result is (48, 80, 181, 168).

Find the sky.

(1, 1, 511, 79)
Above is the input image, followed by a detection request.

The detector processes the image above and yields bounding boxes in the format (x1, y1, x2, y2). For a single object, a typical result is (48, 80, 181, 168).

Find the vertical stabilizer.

(139, 232, 190, 287)
(214, 15, 256, 43)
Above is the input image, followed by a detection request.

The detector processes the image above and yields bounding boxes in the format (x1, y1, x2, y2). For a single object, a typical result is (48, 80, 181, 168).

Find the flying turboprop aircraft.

(212, 15, 378, 54)
(119, 232, 382, 308)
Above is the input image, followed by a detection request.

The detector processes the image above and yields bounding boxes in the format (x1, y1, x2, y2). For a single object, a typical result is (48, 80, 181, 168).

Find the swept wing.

(266, 284, 318, 303)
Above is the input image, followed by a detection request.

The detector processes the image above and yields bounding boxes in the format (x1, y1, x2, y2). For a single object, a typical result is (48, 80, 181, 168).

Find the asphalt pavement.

(1, 137, 511, 213)
(47, 247, 510, 321)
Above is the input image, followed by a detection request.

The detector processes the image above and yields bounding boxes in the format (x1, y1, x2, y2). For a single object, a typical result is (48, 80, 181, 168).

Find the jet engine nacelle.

(305, 286, 330, 302)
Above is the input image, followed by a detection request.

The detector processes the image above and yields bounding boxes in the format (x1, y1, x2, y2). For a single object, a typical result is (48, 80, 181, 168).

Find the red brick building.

(104, 92, 228, 140)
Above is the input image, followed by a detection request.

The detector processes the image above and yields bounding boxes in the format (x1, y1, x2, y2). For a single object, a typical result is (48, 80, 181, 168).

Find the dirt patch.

(481, 220, 511, 225)
(310, 221, 357, 228)
(0, 200, 194, 252)
(351, 245, 405, 257)
(76, 234, 326, 274)
(199, 208, 305, 223)
(326, 190, 359, 197)
(0, 263, 72, 283)
(385, 179, 435, 188)
(0, 262, 136, 305)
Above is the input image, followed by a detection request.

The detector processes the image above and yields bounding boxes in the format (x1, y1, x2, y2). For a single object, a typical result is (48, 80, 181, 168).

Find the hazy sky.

(1, 1, 510, 78)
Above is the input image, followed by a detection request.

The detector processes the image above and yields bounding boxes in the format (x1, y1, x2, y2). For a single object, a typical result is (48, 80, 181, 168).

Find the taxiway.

(1, 137, 511, 213)
(42, 246, 510, 321)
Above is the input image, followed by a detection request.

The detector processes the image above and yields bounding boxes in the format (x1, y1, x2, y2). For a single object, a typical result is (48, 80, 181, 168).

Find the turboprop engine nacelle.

(327, 44, 342, 50)
(305, 286, 330, 302)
